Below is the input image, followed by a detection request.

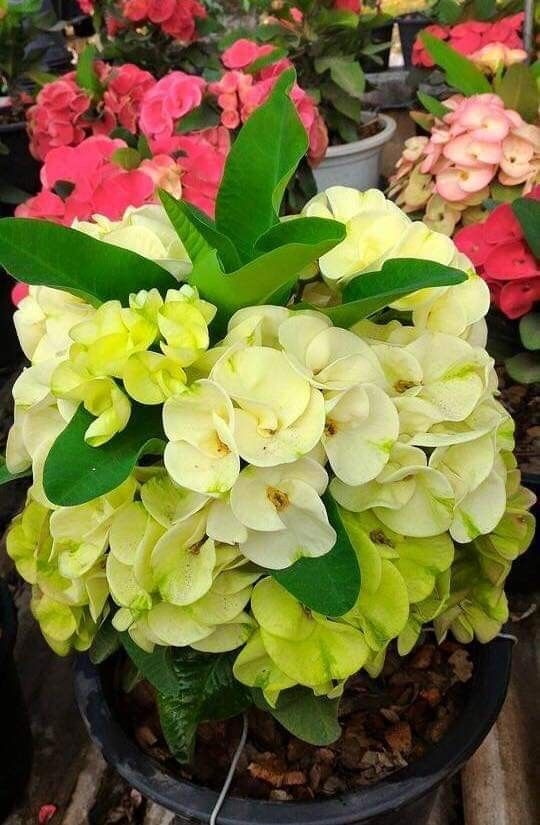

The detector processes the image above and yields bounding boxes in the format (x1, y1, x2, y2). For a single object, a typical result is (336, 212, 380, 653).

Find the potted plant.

(454, 193, 539, 589)
(74, 0, 221, 77)
(0, 75, 534, 822)
(0, 579, 33, 819)
(388, 37, 540, 236)
(225, 0, 396, 192)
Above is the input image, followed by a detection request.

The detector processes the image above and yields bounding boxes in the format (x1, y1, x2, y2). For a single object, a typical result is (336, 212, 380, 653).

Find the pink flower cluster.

(28, 63, 156, 161)
(388, 94, 540, 235)
(334, 0, 362, 12)
(455, 187, 540, 318)
(120, 0, 206, 42)
(209, 39, 329, 166)
(413, 14, 526, 73)
(16, 136, 181, 225)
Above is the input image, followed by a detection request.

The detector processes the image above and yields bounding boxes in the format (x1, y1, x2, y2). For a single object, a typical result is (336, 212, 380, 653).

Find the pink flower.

(27, 74, 93, 161)
(454, 223, 491, 266)
(139, 154, 183, 199)
(175, 130, 230, 217)
(77, 0, 94, 13)
(121, 0, 206, 42)
(470, 43, 527, 74)
(449, 21, 490, 55)
(103, 64, 156, 132)
(483, 240, 538, 281)
(139, 72, 206, 152)
(123, 0, 149, 22)
(222, 39, 274, 70)
(412, 25, 449, 68)
(499, 279, 540, 318)
(334, 0, 362, 12)
(11, 282, 29, 306)
(16, 190, 66, 222)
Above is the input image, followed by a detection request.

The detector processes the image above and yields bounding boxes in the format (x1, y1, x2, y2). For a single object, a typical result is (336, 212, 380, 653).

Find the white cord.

(209, 714, 249, 825)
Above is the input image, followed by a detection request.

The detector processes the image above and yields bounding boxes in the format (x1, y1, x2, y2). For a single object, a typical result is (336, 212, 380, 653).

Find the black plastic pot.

(506, 471, 539, 593)
(74, 638, 512, 825)
(397, 14, 430, 68)
(0, 581, 33, 821)
(366, 23, 393, 71)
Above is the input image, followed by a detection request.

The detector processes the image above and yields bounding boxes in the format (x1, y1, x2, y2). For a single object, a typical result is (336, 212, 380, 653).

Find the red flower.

(499, 279, 540, 319)
(483, 240, 539, 281)
(483, 202, 522, 245)
(454, 223, 491, 266)
(412, 25, 449, 68)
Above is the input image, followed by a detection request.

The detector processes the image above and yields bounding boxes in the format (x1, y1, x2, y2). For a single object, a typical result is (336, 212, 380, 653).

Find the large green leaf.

(158, 190, 212, 264)
(253, 686, 341, 746)
(43, 405, 165, 506)
(273, 493, 361, 617)
(190, 218, 345, 325)
(215, 69, 308, 263)
(315, 56, 365, 99)
(0, 454, 32, 486)
(420, 33, 492, 96)
(75, 45, 104, 100)
(417, 92, 450, 119)
(494, 64, 539, 123)
(0, 219, 176, 306)
(302, 258, 467, 328)
(157, 649, 251, 763)
(512, 197, 540, 259)
(89, 618, 121, 665)
(158, 192, 241, 272)
(121, 634, 180, 696)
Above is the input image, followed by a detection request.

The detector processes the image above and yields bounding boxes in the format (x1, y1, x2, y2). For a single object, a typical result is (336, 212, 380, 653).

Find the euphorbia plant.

(0, 72, 535, 758)
(388, 34, 540, 235)
(0, 0, 57, 110)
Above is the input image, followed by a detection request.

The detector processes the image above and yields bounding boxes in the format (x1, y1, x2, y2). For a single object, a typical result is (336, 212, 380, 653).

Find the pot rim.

(74, 637, 512, 825)
(323, 114, 396, 159)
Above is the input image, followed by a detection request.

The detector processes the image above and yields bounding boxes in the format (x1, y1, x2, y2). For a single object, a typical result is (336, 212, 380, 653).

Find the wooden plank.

(461, 598, 540, 825)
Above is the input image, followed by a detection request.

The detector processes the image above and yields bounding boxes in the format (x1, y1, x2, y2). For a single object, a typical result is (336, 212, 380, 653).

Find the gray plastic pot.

(312, 115, 396, 192)
(74, 637, 512, 825)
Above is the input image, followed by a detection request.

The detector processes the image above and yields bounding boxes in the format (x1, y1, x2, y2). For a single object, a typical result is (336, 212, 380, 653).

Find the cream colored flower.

(212, 345, 325, 467)
(163, 379, 239, 495)
(14, 286, 93, 364)
(158, 286, 216, 367)
(74, 204, 191, 279)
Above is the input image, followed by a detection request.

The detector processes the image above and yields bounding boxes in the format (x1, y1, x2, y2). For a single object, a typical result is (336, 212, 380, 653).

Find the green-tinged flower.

(234, 578, 368, 704)
(398, 569, 451, 655)
(13, 286, 93, 364)
(433, 547, 509, 644)
(74, 204, 192, 280)
(123, 351, 187, 405)
(212, 344, 325, 467)
(158, 286, 216, 367)
(209, 459, 335, 569)
(31, 587, 101, 656)
(7, 496, 53, 584)
(163, 379, 239, 495)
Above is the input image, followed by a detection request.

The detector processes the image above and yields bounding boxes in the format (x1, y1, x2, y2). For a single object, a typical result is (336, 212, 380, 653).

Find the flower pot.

(397, 14, 430, 68)
(365, 23, 393, 71)
(0, 580, 33, 820)
(312, 114, 396, 192)
(506, 471, 539, 593)
(74, 637, 512, 825)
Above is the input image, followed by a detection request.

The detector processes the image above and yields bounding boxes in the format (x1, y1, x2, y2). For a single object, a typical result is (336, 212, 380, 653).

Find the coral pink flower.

(11, 282, 29, 306)
(175, 131, 230, 217)
(139, 72, 206, 152)
(483, 240, 538, 281)
(123, 0, 149, 22)
(470, 43, 527, 75)
(139, 154, 183, 199)
(334, 0, 362, 12)
(222, 39, 274, 70)
(27, 74, 93, 160)
(453, 223, 491, 266)
(77, 0, 94, 13)
(103, 64, 156, 132)
(412, 24, 449, 68)
(499, 279, 540, 318)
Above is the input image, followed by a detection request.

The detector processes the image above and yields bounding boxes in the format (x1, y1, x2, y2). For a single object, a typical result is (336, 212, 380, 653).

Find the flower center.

(325, 419, 338, 437)
(267, 486, 290, 511)
(370, 529, 395, 548)
(394, 379, 416, 394)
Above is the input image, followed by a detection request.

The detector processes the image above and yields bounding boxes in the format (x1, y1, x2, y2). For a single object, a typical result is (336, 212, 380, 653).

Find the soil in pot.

(497, 366, 539, 591)
(114, 639, 473, 802)
(0, 581, 33, 819)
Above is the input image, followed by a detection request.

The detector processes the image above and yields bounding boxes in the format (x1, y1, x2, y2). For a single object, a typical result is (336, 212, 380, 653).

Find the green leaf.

(190, 218, 345, 322)
(512, 197, 540, 259)
(121, 634, 180, 695)
(111, 147, 141, 170)
(494, 64, 539, 123)
(75, 45, 103, 99)
(434, 0, 462, 25)
(159, 190, 213, 264)
(253, 686, 341, 746)
(175, 100, 221, 134)
(519, 313, 540, 351)
(0, 455, 31, 486)
(490, 182, 523, 204)
(157, 649, 251, 763)
(215, 69, 308, 263)
(302, 258, 467, 328)
(273, 493, 361, 617)
(321, 82, 363, 121)
(316, 57, 365, 99)
(420, 32, 492, 96)
(89, 618, 120, 665)
(165, 198, 241, 272)
(473, 0, 497, 20)
(43, 405, 165, 506)
(417, 92, 450, 118)
(246, 47, 287, 74)
(505, 352, 540, 385)
(0, 219, 176, 306)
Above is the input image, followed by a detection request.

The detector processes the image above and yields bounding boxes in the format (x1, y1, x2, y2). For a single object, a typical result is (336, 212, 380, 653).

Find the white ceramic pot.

(312, 114, 396, 192)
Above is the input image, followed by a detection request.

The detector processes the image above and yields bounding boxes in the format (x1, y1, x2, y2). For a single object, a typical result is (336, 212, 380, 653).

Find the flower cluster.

(454, 187, 540, 319)
(77, 0, 207, 44)
(210, 39, 328, 166)
(6, 188, 535, 700)
(413, 15, 526, 74)
(28, 63, 156, 161)
(16, 136, 186, 225)
(388, 94, 540, 236)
